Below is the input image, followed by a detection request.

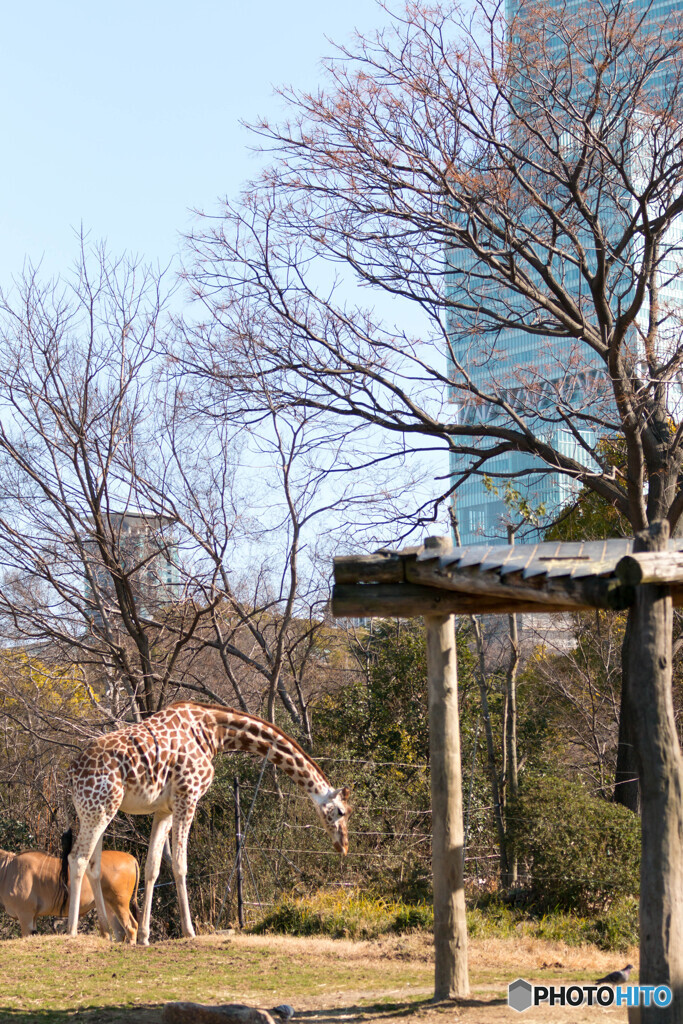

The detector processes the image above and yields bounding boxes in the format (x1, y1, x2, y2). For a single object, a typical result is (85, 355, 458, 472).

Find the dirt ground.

(0, 931, 640, 1023)
(279, 934, 639, 1024)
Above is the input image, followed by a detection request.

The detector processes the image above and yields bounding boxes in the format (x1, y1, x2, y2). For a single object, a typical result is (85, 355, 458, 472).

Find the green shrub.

(587, 897, 639, 951)
(508, 776, 640, 913)
(0, 816, 33, 850)
(252, 891, 433, 939)
(465, 896, 637, 951)
(391, 903, 433, 931)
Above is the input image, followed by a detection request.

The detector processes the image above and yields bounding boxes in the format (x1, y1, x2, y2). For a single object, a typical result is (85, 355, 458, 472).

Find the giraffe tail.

(59, 828, 73, 916)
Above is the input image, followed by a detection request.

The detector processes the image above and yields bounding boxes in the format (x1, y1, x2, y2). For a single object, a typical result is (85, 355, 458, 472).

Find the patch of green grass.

(254, 891, 638, 952)
(583, 897, 639, 951)
(0, 933, 432, 1023)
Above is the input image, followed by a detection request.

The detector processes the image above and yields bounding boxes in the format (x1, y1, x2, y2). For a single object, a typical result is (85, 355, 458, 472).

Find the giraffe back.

(69, 706, 218, 817)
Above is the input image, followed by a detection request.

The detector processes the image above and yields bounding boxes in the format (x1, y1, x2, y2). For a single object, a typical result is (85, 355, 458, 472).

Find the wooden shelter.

(334, 534, 683, 617)
(332, 525, 683, 1019)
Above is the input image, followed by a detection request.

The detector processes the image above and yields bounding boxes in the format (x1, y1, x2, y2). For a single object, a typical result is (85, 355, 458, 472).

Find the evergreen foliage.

(0, 816, 33, 851)
(508, 776, 640, 913)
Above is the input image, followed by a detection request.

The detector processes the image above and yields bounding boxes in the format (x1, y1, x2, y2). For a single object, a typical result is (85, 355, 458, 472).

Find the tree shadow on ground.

(296, 996, 507, 1022)
(0, 996, 507, 1024)
(0, 1005, 162, 1023)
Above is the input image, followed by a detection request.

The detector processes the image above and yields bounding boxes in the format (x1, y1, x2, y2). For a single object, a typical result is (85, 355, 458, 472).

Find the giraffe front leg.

(139, 811, 172, 946)
(172, 801, 198, 939)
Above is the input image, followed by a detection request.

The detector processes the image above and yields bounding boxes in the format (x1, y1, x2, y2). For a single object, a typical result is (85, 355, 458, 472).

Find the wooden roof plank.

(404, 557, 631, 610)
(464, 547, 530, 575)
(542, 557, 595, 579)
(522, 541, 582, 577)
(552, 540, 628, 578)
(336, 537, 683, 603)
(446, 545, 496, 569)
(500, 545, 551, 576)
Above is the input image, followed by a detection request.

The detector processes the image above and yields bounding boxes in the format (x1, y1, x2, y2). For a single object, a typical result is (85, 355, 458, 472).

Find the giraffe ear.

(341, 786, 351, 801)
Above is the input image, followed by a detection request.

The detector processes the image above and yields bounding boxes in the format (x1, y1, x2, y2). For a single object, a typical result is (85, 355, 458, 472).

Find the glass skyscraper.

(447, 0, 683, 545)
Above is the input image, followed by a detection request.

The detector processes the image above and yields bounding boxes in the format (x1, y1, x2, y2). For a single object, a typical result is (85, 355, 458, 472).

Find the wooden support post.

(424, 535, 470, 1001)
(628, 522, 683, 1023)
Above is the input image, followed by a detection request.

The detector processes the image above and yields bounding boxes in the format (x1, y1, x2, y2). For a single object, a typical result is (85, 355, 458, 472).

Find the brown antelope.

(0, 830, 139, 941)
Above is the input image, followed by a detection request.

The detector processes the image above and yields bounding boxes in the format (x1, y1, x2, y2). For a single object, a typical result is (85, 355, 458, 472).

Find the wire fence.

(102, 750, 638, 938)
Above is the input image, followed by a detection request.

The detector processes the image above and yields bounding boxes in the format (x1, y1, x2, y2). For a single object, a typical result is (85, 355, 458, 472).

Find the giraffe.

(66, 701, 351, 945)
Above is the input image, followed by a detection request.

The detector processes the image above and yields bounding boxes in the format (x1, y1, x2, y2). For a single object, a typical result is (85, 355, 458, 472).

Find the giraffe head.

(316, 786, 351, 854)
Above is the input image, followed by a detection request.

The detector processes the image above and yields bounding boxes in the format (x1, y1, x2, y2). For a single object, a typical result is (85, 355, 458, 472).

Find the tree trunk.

(424, 536, 470, 1000)
(470, 614, 510, 881)
(504, 608, 519, 886)
(628, 522, 683, 1022)
(614, 614, 641, 812)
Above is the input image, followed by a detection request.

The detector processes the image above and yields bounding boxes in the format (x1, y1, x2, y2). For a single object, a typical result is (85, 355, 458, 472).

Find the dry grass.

(0, 931, 639, 1024)
(468, 934, 636, 975)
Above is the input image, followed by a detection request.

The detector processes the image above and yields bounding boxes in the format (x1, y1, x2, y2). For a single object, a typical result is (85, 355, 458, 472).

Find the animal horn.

(59, 828, 73, 915)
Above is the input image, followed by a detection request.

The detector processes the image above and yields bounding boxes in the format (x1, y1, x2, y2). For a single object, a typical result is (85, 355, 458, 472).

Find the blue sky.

(0, 0, 387, 288)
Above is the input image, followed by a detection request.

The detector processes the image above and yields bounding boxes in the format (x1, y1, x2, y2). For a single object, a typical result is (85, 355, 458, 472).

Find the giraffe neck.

(198, 705, 333, 802)
(162, 702, 349, 855)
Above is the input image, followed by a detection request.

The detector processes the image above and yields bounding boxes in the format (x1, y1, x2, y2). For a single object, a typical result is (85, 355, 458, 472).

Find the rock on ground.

(162, 1003, 277, 1024)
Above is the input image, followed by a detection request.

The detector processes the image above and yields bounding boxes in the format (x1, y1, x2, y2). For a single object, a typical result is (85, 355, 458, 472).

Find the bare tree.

(0, 242, 200, 720)
(134, 372, 404, 744)
(187, 0, 683, 536)
(184, 0, 683, 1004)
(524, 610, 624, 795)
(0, 242, 414, 740)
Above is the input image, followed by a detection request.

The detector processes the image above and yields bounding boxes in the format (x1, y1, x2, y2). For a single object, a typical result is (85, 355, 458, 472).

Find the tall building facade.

(84, 512, 180, 623)
(447, 0, 683, 546)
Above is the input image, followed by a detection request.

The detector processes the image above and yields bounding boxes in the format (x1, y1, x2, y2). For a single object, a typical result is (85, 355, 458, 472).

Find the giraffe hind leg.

(67, 808, 118, 938)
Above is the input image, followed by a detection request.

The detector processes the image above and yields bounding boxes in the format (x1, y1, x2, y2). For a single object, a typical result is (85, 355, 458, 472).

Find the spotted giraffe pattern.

(66, 701, 351, 944)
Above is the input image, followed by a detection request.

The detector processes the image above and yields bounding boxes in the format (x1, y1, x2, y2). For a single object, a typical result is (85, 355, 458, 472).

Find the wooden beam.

(405, 559, 632, 610)
(616, 551, 683, 587)
(333, 552, 405, 585)
(331, 583, 603, 617)
(333, 581, 683, 617)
